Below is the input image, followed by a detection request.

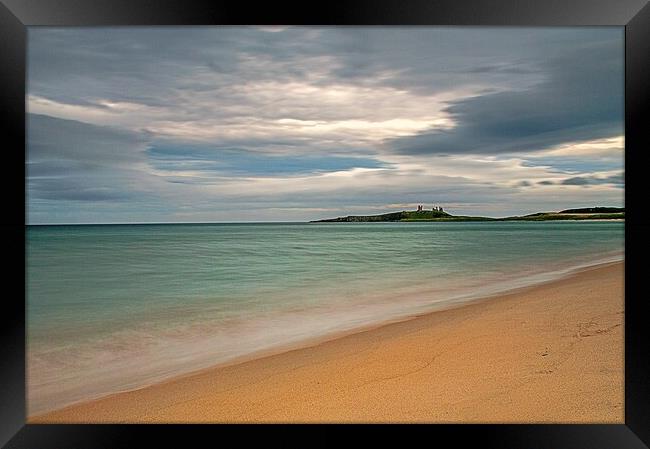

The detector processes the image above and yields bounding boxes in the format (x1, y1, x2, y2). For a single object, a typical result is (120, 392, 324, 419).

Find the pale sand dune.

(31, 262, 624, 423)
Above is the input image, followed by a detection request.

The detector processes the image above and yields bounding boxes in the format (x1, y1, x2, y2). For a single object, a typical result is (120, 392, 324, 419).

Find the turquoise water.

(26, 221, 624, 414)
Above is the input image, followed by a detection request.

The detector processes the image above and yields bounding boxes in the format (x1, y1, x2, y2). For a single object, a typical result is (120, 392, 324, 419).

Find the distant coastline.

(311, 206, 624, 223)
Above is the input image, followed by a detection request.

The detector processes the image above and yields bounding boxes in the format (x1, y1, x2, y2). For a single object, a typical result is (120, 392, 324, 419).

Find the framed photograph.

(2, 0, 649, 447)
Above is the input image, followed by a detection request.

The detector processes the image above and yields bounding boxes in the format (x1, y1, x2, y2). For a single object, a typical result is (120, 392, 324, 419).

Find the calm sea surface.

(26, 221, 624, 414)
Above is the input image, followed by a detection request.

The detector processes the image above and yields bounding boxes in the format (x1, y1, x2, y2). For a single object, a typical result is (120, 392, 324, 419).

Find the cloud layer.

(27, 27, 624, 223)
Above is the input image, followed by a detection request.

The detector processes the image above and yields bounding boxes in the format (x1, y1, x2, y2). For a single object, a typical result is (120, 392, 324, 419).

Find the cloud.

(26, 28, 625, 223)
(386, 34, 623, 155)
(560, 172, 624, 187)
(527, 171, 624, 188)
(27, 27, 550, 109)
(27, 114, 153, 203)
(147, 145, 390, 178)
(29, 28, 613, 152)
(28, 113, 149, 164)
(29, 179, 132, 201)
(561, 176, 591, 186)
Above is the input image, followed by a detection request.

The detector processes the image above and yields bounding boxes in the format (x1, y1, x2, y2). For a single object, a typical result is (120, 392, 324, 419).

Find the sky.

(27, 27, 624, 224)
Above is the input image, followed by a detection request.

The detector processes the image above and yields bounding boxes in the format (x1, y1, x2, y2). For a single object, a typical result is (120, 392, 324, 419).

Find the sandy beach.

(31, 261, 624, 423)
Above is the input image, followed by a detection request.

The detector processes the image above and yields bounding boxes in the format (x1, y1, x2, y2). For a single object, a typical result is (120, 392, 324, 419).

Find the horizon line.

(26, 205, 625, 226)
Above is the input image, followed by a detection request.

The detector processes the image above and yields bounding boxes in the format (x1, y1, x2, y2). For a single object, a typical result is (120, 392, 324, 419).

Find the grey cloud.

(463, 64, 538, 75)
(30, 178, 132, 201)
(561, 176, 591, 186)
(560, 172, 624, 187)
(28, 27, 342, 111)
(27, 114, 151, 202)
(605, 173, 624, 185)
(28, 114, 148, 165)
(386, 35, 623, 155)
(28, 28, 613, 117)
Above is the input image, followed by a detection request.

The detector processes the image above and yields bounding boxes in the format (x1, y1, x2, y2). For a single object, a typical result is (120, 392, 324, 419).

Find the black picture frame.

(2, 0, 649, 447)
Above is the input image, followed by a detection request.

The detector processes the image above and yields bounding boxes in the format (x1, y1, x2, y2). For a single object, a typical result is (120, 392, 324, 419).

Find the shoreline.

(31, 260, 624, 423)
(28, 256, 622, 416)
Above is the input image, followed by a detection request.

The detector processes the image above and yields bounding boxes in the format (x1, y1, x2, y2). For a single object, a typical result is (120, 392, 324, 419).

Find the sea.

(26, 221, 624, 415)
